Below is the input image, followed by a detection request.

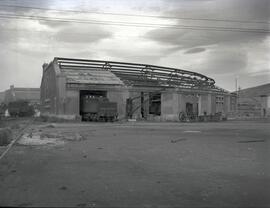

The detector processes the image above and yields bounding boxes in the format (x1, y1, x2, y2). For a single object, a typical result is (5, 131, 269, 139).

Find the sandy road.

(0, 120, 269, 207)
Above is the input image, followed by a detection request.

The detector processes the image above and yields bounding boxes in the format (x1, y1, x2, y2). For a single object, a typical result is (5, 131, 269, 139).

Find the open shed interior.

(79, 90, 107, 121)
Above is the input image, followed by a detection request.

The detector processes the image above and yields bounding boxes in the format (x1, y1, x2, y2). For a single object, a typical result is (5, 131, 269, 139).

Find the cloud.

(0, 0, 269, 92)
(53, 23, 112, 43)
(248, 70, 270, 77)
(185, 47, 206, 54)
(201, 46, 248, 75)
(145, 28, 267, 51)
(145, 0, 269, 50)
(143, 0, 270, 88)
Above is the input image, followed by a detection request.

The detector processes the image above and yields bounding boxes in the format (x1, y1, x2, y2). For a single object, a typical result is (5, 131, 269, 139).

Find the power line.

(0, 13, 269, 34)
(0, 27, 145, 39)
(0, 3, 269, 25)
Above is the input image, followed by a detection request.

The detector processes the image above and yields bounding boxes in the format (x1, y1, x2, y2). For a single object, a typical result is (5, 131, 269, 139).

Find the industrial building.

(0, 91, 4, 104)
(40, 57, 236, 121)
(4, 85, 40, 105)
(237, 83, 270, 118)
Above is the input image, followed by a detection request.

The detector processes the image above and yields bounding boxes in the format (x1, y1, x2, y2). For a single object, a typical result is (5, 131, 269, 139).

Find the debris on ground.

(59, 186, 67, 190)
(63, 133, 86, 141)
(40, 132, 60, 139)
(170, 138, 187, 143)
(0, 127, 12, 146)
(17, 130, 86, 146)
(18, 132, 64, 146)
(42, 123, 56, 128)
(11, 123, 21, 130)
(237, 140, 265, 143)
(183, 130, 201, 133)
(77, 203, 87, 207)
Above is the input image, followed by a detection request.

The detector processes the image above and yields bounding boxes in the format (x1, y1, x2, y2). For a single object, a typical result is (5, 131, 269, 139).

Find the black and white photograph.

(0, 0, 269, 207)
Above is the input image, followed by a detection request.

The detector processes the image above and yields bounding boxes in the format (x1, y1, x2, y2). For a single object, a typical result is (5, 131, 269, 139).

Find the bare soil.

(0, 120, 269, 207)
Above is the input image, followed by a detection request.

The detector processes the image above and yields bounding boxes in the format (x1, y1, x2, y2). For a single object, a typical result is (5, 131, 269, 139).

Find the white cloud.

(0, 0, 269, 92)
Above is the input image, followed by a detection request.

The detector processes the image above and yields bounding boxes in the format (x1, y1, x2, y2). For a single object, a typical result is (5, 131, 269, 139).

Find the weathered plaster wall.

(56, 76, 67, 114)
(107, 88, 129, 119)
(161, 92, 179, 121)
(224, 95, 230, 114)
(261, 96, 270, 117)
(161, 91, 200, 121)
(40, 63, 58, 114)
(64, 90, 80, 115)
(199, 94, 208, 115)
(182, 94, 199, 114)
(267, 96, 270, 116)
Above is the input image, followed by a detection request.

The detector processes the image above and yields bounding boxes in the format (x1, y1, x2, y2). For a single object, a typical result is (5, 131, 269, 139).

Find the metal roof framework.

(56, 57, 226, 92)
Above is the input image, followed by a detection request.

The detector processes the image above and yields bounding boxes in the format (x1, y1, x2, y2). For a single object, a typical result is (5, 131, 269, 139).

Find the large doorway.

(149, 93, 161, 116)
(186, 103, 193, 116)
(79, 90, 107, 121)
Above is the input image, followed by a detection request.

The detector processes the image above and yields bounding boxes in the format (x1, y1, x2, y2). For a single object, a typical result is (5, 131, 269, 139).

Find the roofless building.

(40, 57, 236, 121)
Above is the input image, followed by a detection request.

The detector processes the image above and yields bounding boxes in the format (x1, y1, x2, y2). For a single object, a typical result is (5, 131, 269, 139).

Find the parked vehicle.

(0, 103, 7, 119)
(7, 100, 35, 117)
(80, 96, 118, 122)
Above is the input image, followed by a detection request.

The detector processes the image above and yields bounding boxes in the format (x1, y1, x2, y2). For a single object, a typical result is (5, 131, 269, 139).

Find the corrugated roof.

(55, 57, 230, 94)
(56, 57, 215, 89)
(61, 68, 124, 85)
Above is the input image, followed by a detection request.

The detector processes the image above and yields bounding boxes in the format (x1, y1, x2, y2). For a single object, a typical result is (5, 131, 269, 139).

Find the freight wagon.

(8, 100, 34, 117)
(80, 96, 118, 122)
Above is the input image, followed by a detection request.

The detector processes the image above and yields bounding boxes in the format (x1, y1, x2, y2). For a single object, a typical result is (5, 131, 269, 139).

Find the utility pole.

(235, 76, 239, 116)
(235, 77, 238, 93)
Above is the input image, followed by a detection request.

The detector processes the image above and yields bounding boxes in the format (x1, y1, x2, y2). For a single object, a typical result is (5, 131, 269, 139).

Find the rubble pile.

(17, 129, 86, 146)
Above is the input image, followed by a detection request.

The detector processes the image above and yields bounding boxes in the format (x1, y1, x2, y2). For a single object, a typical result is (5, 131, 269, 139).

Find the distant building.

(237, 83, 270, 118)
(40, 57, 236, 121)
(0, 91, 5, 103)
(4, 85, 40, 105)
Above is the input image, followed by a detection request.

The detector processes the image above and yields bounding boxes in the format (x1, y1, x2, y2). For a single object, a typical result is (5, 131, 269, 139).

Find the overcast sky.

(0, 0, 269, 92)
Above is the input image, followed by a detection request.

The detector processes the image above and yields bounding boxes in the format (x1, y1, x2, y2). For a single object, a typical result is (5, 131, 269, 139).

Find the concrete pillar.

(224, 95, 230, 114)
(198, 95, 202, 115)
(178, 94, 185, 113)
(143, 93, 149, 118)
(211, 94, 216, 114)
(260, 96, 268, 117)
(267, 96, 270, 117)
(161, 91, 179, 121)
(64, 90, 79, 116)
(56, 76, 66, 114)
(54, 97, 57, 114)
(207, 94, 212, 115)
(199, 94, 208, 115)
(107, 89, 129, 120)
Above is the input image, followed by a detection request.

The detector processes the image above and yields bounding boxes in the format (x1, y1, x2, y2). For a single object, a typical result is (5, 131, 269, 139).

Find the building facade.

(0, 91, 4, 104)
(237, 83, 270, 118)
(40, 57, 236, 121)
(4, 85, 40, 105)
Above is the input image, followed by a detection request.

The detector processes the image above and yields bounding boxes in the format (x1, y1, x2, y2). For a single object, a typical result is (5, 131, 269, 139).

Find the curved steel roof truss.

(55, 57, 226, 92)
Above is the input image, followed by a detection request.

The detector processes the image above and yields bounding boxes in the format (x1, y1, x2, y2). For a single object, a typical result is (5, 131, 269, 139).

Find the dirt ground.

(0, 120, 269, 207)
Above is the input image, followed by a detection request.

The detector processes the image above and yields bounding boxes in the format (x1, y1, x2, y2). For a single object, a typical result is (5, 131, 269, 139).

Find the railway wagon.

(8, 100, 34, 117)
(0, 104, 7, 119)
(81, 97, 118, 122)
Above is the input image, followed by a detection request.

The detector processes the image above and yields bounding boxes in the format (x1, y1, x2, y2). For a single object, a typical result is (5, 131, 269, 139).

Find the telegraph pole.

(235, 76, 238, 116)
